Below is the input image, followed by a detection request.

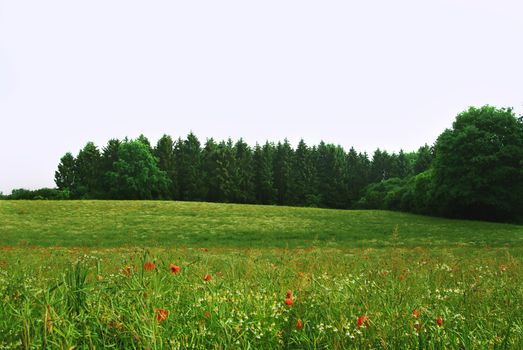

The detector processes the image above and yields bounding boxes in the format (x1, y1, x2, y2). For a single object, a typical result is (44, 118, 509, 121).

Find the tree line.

(3, 106, 522, 222)
(51, 134, 431, 208)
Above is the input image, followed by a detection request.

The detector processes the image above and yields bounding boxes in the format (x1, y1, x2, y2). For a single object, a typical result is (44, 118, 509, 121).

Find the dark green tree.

(54, 152, 76, 193)
(107, 139, 170, 199)
(234, 139, 255, 203)
(74, 142, 102, 198)
(431, 105, 523, 221)
(273, 139, 294, 205)
(175, 133, 204, 201)
(316, 142, 349, 208)
(346, 148, 371, 206)
(202, 138, 222, 202)
(290, 139, 318, 206)
(370, 149, 393, 183)
(253, 142, 276, 204)
(154, 135, 178, 199)
(99, 139, 121, 198)
(390, 150, 412, 179)
(413, 144, 434, 175)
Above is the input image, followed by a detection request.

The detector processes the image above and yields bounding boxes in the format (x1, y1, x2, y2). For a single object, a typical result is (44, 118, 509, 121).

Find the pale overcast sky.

(1, 0, 522, 193)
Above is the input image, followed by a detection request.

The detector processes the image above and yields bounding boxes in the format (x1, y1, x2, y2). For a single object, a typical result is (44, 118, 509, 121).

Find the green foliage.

(254, 142, 276, 204)
(6, 188, 70, 200)
(154, 135, 178, 200)
(54, 152, 76, 191)
(43, 105, 523, 223)
(233, 139, 255, 203)
(316, 142, 349, 208)
(290, 140, 318, 206)
(74, 142, 102, 198)
(356, 178, 407, 210)
(413, 144, 434, 175)
(175, 133, 205, 201)
(346, 148, 371, 206)
(432, 106, 523, 221)
(107, 139, 170, 199)
(100, 138, 122, 198)
(273, 139, 293, 205)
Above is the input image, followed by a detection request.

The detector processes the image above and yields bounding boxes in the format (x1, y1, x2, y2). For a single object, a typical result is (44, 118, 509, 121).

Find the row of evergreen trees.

(53, 134, 433, 208)
(7, 105, 520, 222)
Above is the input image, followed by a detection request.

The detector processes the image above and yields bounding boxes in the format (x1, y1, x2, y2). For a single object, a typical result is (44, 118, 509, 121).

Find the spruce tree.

(54, 152, 76, 194)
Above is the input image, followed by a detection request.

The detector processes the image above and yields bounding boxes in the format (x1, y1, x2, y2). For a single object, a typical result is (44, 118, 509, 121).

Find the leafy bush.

(7, 188, 70, 200)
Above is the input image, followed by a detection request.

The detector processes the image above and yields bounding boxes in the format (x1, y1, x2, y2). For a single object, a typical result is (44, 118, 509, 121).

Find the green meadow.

(1, 201, 522, 349)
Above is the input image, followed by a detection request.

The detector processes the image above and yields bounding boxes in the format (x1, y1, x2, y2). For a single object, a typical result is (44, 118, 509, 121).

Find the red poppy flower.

(356, 315, 369, 328)
(204, 274, 211, 282)
(144, 262, 156, 271)
(412, 309, 420, 318)
(436, 316, 443, 325)
(155, 308, 168, 322)
(285, 298, 294, 306)
(286, 290, 292, 299)
(170, 264, 181, 274)
(297, 319, 302, 330)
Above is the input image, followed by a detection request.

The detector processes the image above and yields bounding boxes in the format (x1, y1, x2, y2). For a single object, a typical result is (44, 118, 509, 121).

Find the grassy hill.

(1, 200, 523, 348)
(1, 200, 522, 248)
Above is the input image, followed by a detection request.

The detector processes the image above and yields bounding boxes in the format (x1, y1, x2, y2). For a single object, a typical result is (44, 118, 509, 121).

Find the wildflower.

(356, 315, 369, 328)
(286, 290, 292, 299)
(170, 264, 181, 274)
(297, 319, 303, 330)
(412, 309, 420, 318)
(204, 274, 212, 282)
(285, 298, 294, 306)
(500, 264, 508, 273)
(144, 262, 156, 271)
(155, 308, 168, 322)
(436, 316, 443, 325)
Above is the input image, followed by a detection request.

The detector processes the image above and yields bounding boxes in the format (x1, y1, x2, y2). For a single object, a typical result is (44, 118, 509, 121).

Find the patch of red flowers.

(436, 316, 443, 325)
(144, 262, 156, 271)
(356, 315, 369, 328)
(297, 319, 302, 330)
(155, 308, 168, 322)
(170, 264, 181, 274)
(285, 290, 294, 305)
(204, 274, 212, 282)
(412, 309, 421, 318)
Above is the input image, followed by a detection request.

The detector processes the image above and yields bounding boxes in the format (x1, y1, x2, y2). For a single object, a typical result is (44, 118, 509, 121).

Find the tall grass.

(0, 246, 521, 348)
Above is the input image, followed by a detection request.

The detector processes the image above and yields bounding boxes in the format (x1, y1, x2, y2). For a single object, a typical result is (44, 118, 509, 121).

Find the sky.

(1, 0, 522, 193)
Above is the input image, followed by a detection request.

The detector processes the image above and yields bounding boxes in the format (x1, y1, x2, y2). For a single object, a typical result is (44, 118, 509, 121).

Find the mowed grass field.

(0, 201, 522, 349)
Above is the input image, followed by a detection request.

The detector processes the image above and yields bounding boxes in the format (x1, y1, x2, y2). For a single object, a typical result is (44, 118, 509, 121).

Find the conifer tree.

(273, 139, 294, 205)
(253, 142, 276, 204)
(54, 152, 76, 194)
(154, 135, 177, 199)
